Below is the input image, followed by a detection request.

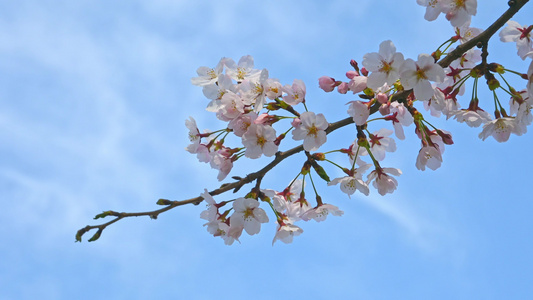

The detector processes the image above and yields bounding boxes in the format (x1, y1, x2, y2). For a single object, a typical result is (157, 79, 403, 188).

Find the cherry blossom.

(500, 21, 533, 60)
(362, 40, 405, 89)
(225, 55, 261, 82)
(478, 117, 523, 142)
(416, 0, 445, 22)
(347, 101, 370, 126)
(272, 221, 303, 245)
(210, 147, 235, 181)
(300, 204, 344, 222)
(454, 24, 482, 44)
(388, 102, 415, 140)
(328, 167, 371, 197)
(185, 116, 201, 153)
(400, 54, 445, 101)
(228, 112, 258, 137)
(453, 108, 492, 127)
(283, 79, 306, 106)
(367, 167, 402, 196)
(292, 112, 328, 152)
(202, 74, 235, 112)
(200, 189, 218, 222)
(230, 198, 269, 236)
(204, 220, 239, 245)
(441, 0, 477, 27)
(218, 91, 249, 121)
(242, 124, 278, 159)
(241, 69, 282, 113)
(348, 76, 368, 94)
(510, 94, 532, 132)
(415, 145, 443, 171)
(358, 128, 397, 161)
(191, 57, 225, 86)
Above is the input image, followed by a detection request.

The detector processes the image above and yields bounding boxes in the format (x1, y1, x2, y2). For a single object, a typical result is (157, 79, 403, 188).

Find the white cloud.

(356, 192, 461, 256)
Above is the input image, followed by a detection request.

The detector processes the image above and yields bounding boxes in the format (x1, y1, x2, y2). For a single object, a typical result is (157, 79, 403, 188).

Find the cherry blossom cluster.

(184, 0, 533, 245)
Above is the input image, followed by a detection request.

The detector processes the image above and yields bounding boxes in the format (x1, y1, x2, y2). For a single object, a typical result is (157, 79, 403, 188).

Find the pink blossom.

(348, 76, 368, 93)
(230, 198, 269, 236)
(191, 57, 225, 86)
(242, 124, 278, 158)
(478, 117, 523, 142)
(362, 40, 405, 89)
(358, 128, 397, 161)
(272, 222, 303, 245)
(347, 101, 370, 125)
(416, 145, 443, 171)
(416, 0, 445, 22)
(400, 54, 445, 101)
(441, 0, 477, 27)
(328, 167, 371, 197)
(367, 167, 402, 196)
(499, 21, 533, 60)
(210, 148, 235, 181)
(388, 102, 414, 140)
(283, 79, 306, 106)
(199, 189, 218, 222)
(292, 112, 328, 151)
(453, 109, 492, 127)
(225, 55, 261, 81)
(300, 204, 344, 222)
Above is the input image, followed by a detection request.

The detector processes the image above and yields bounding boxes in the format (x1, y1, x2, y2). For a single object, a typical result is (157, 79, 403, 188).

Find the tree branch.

(76, 0, 529, 242)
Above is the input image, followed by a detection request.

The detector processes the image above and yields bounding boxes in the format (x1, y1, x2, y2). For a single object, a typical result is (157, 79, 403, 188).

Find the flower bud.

(266, 102, 281, 111)
(470, 64, 484, 78)
(346, 71, 358, 79)
(376, 92, 388, 104)
(318, 76, 336, 92)
(436, 129, 454, 145)
(488, 63, 505, 74)
(311, 153, 326, 161)
(337, 82, 349, 94)
(301, 161, 312, 175)
(485, 73, 500, 91)
(350, 59, 359, 72)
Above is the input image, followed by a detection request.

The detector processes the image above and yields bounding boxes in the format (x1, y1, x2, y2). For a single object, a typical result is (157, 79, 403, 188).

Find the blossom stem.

(307, 172, 320, 199)
(367, 117, 386, 123)
(497, 73, 514, 95)
(324, 159, 346, 171)
(350, 145, 361, 171)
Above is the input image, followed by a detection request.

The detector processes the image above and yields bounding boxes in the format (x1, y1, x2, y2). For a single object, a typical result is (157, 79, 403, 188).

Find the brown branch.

(76, 0, 529, 242)
(438, 0, 529, 68)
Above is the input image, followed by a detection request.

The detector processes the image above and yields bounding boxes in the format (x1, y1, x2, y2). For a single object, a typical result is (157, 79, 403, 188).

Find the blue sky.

(1, 0, 533, 299)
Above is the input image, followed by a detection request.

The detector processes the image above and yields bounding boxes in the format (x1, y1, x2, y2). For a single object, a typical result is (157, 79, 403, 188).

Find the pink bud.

(350, 59, 358, 70)
(360, 67, 369, 76)
(436, 130, 454, 145)
(376, 92, 388, 104)
(291, 118, 302, 128)
(318, 76, 336, 92)
(337, 82, 349, 94)
(345, 71, 358, 79)
(379, 103, 390, 115)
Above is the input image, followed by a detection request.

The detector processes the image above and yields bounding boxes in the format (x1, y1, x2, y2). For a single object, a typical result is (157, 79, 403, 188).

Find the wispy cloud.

(356, 192, 461, 255)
